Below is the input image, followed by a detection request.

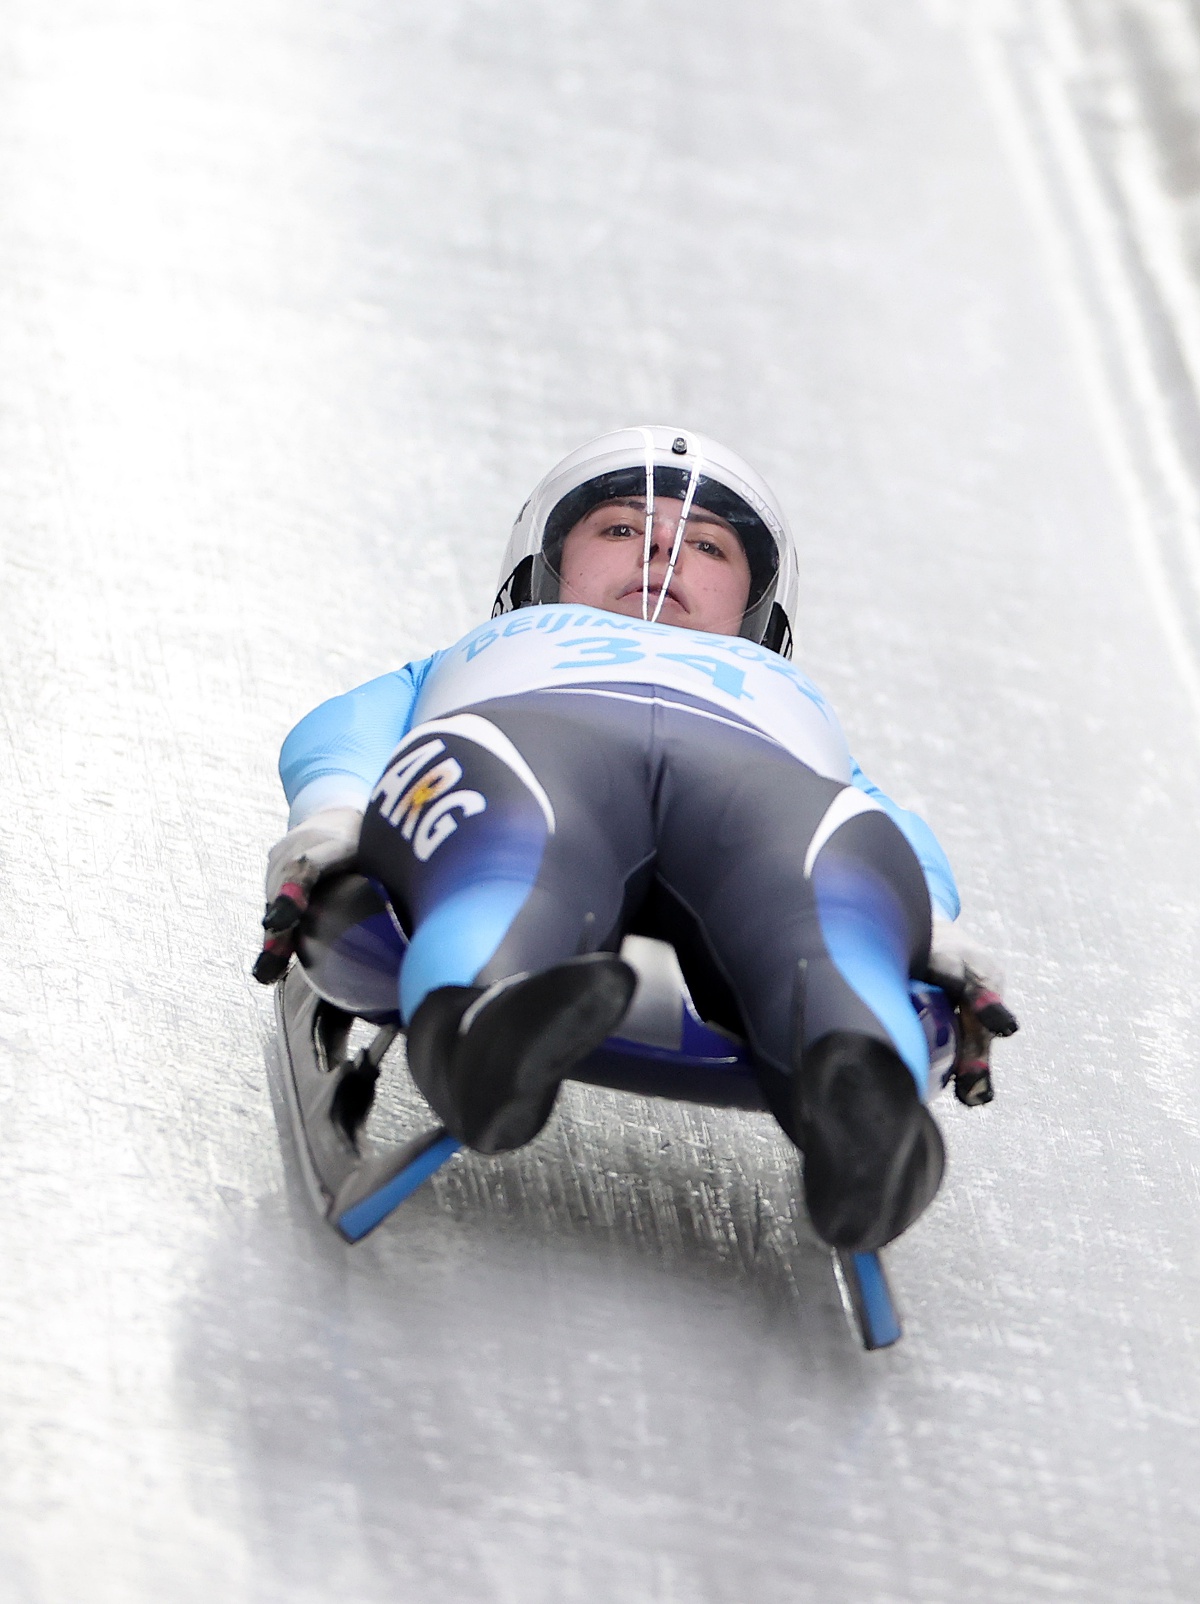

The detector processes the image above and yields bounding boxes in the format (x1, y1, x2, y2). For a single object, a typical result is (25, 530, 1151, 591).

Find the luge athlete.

(255, 426, 1016, 1252)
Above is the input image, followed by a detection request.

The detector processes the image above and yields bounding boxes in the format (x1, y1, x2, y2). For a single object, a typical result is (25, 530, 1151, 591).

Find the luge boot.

(406, 953, 637, 1154)
(794, 1030, 945, 1252)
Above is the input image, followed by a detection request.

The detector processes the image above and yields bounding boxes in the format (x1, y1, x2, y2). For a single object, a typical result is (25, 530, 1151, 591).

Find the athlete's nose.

(644, 516, 686, 562)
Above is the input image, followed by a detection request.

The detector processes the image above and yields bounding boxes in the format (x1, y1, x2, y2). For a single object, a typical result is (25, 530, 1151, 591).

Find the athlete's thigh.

(655, 710, 934, 1093)
(358, 691, 656, 978)
(653, 706, 839, 948)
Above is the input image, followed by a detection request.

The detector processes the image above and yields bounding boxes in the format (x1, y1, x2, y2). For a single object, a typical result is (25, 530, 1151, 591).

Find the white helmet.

(492, 425, 799, 656)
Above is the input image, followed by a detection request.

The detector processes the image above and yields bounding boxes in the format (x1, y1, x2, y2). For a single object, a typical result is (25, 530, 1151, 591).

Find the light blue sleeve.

(279, 653, 442, 824)
(849, 759, 961, 920)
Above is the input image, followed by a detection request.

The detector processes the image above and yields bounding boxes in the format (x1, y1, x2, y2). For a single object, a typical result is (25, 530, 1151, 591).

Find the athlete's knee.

(799, 794, 933, 1096)
(805, 791, 931, 968)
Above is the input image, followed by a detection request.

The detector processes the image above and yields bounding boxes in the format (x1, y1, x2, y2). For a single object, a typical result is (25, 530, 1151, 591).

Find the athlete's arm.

(279, 655, 442, 823)
(848, 759, 960, 920)
(253, 655, 441, 984)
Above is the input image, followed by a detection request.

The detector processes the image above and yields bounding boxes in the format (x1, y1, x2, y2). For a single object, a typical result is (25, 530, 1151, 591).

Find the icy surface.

(2, 1, 1200, 1600)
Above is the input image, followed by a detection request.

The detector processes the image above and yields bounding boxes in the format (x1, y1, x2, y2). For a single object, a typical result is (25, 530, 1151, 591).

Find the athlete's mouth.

(619, 580, 687, 613)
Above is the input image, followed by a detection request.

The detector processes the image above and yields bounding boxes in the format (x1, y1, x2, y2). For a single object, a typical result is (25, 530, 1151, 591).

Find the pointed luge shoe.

(795, 1030, 945, 1252)
(406, 953, 637, 1154)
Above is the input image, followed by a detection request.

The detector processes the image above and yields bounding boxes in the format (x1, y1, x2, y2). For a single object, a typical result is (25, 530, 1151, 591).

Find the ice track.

(3, 2, 1200, 1600)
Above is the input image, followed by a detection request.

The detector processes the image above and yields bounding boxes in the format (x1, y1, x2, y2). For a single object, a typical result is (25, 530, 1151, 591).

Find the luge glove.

(252, 806, 364, 984)
(924, 917, 1019, 1106)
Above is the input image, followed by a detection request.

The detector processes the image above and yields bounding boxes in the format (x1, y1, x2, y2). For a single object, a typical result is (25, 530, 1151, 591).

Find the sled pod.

(293, 873, 407, 1022)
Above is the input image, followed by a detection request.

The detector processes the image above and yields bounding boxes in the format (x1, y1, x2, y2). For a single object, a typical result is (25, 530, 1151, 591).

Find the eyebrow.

(595, 498, 733, 529)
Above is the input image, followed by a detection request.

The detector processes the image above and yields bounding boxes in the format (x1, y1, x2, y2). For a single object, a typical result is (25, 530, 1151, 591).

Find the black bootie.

(406, 954, 637, 1154)
(794, 1030, 945, 1252)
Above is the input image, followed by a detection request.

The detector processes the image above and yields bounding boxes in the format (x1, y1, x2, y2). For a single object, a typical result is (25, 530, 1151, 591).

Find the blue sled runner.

(273, 874, 962, 1352)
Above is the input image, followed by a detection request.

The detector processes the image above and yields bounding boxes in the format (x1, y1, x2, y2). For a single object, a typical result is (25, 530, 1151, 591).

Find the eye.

(600, 521, 639, 539)
(692, 537, 726, 558)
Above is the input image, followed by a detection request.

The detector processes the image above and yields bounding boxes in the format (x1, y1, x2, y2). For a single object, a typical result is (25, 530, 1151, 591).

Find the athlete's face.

(557, 497, 752, 634)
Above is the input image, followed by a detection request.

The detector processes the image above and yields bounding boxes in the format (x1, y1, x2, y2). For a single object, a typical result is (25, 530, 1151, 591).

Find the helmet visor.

(538, 463, 780, 640)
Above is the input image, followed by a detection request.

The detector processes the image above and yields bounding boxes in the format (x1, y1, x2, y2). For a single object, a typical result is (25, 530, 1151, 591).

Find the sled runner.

(272, 872, 960, 1351)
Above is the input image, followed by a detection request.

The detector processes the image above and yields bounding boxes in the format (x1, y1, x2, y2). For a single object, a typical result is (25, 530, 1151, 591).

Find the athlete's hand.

(924, 917, 1019, 1106)
(252, 807, 364, 984)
